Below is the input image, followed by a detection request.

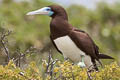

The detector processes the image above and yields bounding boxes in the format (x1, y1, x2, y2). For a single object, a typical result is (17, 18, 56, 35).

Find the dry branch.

(0, 30, 12, 63)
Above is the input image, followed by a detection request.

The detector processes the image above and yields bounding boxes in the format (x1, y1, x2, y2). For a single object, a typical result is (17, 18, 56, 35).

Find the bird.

(26, 5, 114, 71)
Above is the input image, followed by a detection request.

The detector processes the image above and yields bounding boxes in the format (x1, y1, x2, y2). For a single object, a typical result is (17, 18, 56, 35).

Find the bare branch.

(43, 50, 59, 80)
(13, 47, 38, 67)
(0, 30, 12, 63)
(87, 70, 93, 80)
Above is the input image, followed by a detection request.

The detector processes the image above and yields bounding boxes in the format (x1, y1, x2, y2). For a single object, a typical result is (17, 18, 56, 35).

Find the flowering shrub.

(0, 60, 120, 80)
(0, 60, 42, 80)
(50, 61, 120, 80)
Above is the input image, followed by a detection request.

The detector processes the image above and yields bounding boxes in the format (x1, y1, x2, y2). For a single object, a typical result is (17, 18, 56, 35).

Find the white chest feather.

(54, 36, 93, 67)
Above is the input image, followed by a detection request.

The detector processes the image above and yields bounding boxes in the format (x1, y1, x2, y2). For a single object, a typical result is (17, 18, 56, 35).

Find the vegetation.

(0, 0, 120, 79)
(0, 60, 119, 80)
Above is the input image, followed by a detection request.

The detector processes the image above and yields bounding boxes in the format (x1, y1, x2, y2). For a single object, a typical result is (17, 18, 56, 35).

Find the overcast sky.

(1, 0, 119, 9)
(50, 0, 119, 9)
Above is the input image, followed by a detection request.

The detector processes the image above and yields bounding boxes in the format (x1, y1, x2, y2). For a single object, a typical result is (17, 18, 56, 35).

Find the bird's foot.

(78, 62, 86, 68)
(77, 55, 86, 68)
(87, 64, 99, 72)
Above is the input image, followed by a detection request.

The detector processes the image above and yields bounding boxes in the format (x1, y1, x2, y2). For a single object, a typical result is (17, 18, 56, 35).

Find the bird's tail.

(98, 53, 114, 59)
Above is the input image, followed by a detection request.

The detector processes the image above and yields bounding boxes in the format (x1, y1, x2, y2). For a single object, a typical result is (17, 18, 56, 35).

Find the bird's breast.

(53, 36, 93, 67)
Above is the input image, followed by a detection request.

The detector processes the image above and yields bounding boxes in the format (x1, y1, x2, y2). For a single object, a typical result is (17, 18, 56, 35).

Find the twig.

(50, 59, 58, 79)
(13, 47, 38, 67)
(0, 30, 12, 63)
(72, 72, 75, 80)
(46, 50, 52, 73)
(18, 51, 22, 67)
(44, 50, 58, 80)
(87, 63, 101, 80)
(87, 70, 92, 80)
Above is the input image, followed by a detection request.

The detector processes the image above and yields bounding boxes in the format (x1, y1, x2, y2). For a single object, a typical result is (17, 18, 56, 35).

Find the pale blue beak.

(26, 7, 54, 16)
(26, 7, 50, 15)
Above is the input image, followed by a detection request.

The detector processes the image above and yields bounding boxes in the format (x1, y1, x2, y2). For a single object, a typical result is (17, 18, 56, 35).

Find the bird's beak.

(26, 7, 49, 15)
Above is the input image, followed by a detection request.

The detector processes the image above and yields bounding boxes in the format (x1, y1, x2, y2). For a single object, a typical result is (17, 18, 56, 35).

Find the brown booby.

(26, 5, 114, 71)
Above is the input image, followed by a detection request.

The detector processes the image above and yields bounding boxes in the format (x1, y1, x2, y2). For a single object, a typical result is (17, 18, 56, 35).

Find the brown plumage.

(27, 5, 114, 71)
(49, 5, 113, 70)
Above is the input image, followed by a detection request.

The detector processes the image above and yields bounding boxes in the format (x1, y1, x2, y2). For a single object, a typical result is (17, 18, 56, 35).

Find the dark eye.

(46, 8, 51, 11)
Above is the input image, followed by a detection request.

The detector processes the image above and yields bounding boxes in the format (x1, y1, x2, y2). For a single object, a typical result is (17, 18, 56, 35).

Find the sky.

(1, 0, 119, 9)
(50, 0, 119, 9)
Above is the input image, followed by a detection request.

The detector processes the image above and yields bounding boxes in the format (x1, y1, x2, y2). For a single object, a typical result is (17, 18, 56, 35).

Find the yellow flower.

(42, 60, 48, 68)
(54, 67, 59, 72)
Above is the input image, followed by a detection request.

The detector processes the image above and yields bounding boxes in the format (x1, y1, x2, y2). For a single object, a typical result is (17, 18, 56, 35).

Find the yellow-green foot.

(78, 62, 86, 68)
(78, 55, 86, 68)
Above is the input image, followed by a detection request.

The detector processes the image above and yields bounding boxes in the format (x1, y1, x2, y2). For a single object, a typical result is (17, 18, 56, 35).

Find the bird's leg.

(78, 55, 86, 68)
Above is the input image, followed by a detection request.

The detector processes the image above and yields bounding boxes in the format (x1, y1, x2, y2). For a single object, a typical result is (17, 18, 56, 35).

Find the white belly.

(54, 36, 93, 67)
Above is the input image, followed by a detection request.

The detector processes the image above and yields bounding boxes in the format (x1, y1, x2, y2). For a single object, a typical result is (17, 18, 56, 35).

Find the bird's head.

(26, 5, 68, 20)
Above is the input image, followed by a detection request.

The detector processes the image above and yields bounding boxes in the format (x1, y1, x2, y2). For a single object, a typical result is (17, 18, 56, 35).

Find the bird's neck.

(50, 17, 72, 39)
(52, 14, 68, 21)
(51, 10, 68, 21)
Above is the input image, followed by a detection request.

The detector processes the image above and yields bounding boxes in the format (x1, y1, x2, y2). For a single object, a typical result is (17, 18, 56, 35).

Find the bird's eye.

(46, 8, 51, 11)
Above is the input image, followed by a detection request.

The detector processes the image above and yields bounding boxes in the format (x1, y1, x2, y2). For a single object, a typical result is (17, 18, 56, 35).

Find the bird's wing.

(69, 28, 99, 59)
